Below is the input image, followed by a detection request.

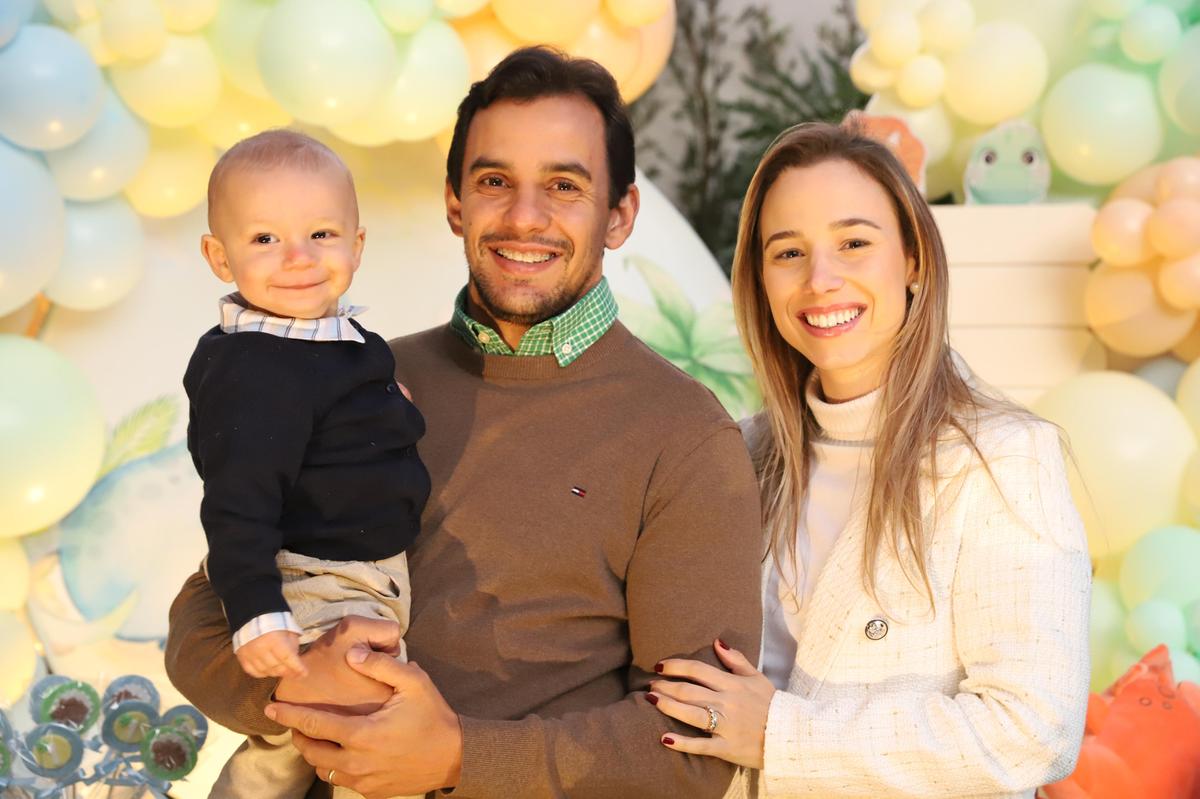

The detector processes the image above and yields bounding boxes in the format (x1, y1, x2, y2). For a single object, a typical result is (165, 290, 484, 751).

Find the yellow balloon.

(1147, 198, 1200, 260)
(918, 0, 975, 55)
(207, 0, 272, 100)
(74, 20, 118, 67)
(569, 10, 642, 89)
(856, 0, 927, 30)
(493, 0, 601, 47)
(605, 0, 669, 28)
(1033, 371, 1197, 558)
(622, 0, 674, 102)
(1159, 253, 1200, 310)
(869, 11, 922, 68)
(0, 612, 37, 706)
(943, 21, 1047, 126)
(850, 41, 897, 94)
(42, 0, 99, 26)
(0, 540, 30, 611)
(896, 54, 945, 108)
(99, 0, 167, 61)
(123, 127, 216, 218)
(453, 9, 524, 82)
(436, 0, 489, 17)
(1085, 261, 1197, 356)
(434, 122, 455, 156)
(196, 84, 292, 151)
(109, 34, 221, 128)
(159, 0, 219, 33)
(331, 20, 470, 145)
(1092, 197, 1156, 266)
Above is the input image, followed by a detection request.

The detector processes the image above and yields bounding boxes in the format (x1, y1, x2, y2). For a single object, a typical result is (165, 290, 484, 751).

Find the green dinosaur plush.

(963, 119, 1051, 204)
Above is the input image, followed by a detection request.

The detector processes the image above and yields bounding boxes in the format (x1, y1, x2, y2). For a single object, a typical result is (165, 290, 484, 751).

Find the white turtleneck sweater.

(761, 378, 879, 690)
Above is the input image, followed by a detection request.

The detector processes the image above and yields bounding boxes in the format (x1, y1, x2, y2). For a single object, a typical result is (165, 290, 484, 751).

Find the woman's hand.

(648, 639, 776, 770)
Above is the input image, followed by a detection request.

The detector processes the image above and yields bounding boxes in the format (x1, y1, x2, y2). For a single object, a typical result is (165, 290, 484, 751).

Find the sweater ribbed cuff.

(454, 716, 543, 798)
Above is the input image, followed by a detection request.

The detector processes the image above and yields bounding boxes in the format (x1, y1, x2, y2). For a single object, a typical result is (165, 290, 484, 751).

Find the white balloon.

(44, 199, 145, 312)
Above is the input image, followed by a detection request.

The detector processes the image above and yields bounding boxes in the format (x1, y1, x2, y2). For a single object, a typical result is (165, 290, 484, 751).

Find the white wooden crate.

(932, 204, 1104, 406)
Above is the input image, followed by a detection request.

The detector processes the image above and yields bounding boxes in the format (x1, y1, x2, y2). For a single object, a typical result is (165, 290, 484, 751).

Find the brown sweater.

(165, 322, 763, 798)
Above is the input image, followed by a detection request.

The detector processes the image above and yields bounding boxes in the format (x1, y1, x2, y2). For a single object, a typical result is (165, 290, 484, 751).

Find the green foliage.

(99, 396, 179, 479)
(618, 255, 760, 418)
(632, 0, 868, 275)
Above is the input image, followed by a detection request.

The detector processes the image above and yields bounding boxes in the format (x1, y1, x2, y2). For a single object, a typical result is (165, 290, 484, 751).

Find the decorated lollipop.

(101, 701, 160, 754)
(102, 674, 160, 714)
(140, 724, 199, 782)
(161, 704, 208, 750)
(31, 677, 101, 733)
(22, 722, 85, 780)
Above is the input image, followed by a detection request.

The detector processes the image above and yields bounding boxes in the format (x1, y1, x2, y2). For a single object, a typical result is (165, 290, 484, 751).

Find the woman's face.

(758, 159, 916, 401)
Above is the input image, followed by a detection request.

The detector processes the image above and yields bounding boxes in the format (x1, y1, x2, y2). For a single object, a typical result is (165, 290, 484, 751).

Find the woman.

(647, 122, 1091, 798)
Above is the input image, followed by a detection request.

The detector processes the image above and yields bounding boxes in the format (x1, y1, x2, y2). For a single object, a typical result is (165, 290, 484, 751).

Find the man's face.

(446, 94, 638, 327)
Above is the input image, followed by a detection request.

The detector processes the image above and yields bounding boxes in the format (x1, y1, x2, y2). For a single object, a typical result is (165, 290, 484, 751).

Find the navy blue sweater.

(183, 322, 430, 633)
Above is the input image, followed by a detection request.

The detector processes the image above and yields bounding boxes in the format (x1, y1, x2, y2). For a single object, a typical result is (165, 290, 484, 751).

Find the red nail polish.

(662, 736, 675, 746)
(717, 638, 730, 650)
(654, 662, 664, 673)
(646, 693, 659, 706)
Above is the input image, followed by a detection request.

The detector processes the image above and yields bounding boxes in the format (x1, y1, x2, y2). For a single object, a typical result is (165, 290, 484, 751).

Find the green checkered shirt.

(450, 278, 618, 367)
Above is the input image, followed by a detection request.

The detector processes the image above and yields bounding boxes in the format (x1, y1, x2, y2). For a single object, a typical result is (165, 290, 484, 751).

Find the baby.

(183, 129, 429, 798)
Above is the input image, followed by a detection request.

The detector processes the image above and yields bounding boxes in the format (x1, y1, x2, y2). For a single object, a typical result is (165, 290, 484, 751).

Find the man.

(165, 47, 762, 799)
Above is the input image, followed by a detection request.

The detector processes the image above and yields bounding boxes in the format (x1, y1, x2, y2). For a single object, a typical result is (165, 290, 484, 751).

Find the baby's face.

(204, 163, 365, 319)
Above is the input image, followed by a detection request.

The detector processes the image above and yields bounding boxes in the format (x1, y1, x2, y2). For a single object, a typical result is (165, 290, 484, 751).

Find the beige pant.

(209, 550, 413, 799)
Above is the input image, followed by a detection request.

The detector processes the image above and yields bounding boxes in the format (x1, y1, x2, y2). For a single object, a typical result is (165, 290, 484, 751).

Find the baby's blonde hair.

(206, 129, 357, 229)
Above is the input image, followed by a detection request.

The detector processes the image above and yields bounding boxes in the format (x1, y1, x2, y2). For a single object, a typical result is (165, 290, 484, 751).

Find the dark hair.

(445, 46, 635, 209)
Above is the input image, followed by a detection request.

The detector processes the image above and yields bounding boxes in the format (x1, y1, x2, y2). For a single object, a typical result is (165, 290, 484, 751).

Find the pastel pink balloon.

(1092, 197, 1156, 266)
(1157, 157, 1200, 203)
(1159, 253, 1200, 311)
(1147, 198, 1200, 259)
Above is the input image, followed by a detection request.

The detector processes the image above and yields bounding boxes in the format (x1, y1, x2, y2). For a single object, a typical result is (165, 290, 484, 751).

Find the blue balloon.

(0, 0, 35, 48)
(0, 139, 65, 316)
(1134, 355, 1189, 396)
(0, 24, 103, 150)
(44, 197, 145, 311)
(45, 88, 149, 201)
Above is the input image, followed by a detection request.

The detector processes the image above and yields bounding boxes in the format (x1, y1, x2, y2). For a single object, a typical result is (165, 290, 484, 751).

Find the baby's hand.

(236, 630, 307, 679)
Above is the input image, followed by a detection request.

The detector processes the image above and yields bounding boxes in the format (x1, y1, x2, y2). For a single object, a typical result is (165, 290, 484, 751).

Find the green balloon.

(1119, 525, 1200, 608)
(1090, 580, 1128, 691)
(1125, 598, 1188, 653)
(1159, 26, 1200, 134)
(1185, 600, 1200, 654)
(1169, 646, 1200, 683)
(1119, 5, 1182, 64)
(0, 336, 105, 538)
(1042, 62, 1164, 185)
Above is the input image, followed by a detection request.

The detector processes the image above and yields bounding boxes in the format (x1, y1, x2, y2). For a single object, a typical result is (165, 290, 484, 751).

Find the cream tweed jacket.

(728, 411, 1092, 798)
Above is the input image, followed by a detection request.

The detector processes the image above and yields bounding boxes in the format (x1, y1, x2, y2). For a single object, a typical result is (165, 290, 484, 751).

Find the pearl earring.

(908, 281, 921, 294)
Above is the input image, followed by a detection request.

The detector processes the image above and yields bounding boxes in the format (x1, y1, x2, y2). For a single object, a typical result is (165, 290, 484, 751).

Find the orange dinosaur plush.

(842, 110, 926, 193)
(1040, 645, 1200, 799)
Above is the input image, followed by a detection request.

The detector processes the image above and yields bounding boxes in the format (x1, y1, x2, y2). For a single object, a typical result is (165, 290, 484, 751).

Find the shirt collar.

(218, 293, 367, 343)
(449, 277, 618, 367)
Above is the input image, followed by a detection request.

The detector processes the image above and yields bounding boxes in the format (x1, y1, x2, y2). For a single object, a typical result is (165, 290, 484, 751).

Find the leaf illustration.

(99, 396, 179, 479)
(624, 255, 696, 340)
(616, 294, 690, 359)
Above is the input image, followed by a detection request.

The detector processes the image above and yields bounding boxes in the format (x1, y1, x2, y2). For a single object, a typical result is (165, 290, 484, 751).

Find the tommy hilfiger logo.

(570, 486, 587, 498)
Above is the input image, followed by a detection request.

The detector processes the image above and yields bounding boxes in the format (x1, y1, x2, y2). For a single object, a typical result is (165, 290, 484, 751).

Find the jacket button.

(865, 619, 888, 640)
(386, 382, 399, 394)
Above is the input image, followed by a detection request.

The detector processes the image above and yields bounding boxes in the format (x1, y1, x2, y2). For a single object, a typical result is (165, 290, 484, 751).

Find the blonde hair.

(732, 121, 1020, 600)
(206, 129, 357, 228)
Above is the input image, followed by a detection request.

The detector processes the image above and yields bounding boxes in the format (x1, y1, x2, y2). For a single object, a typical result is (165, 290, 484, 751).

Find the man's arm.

(164, 571, 398, 736)
(270, 423, 764, 799)
(165, 569, 284, 737)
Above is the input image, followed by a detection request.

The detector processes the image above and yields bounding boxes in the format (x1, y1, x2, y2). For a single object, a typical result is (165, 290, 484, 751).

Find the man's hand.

(275, 617, 401, 715)
(236, 630, 305, 679)
(266, 650, 463, 799)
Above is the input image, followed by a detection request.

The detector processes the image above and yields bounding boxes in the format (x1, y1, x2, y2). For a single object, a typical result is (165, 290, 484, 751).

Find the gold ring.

(327, 769, 337, 785)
